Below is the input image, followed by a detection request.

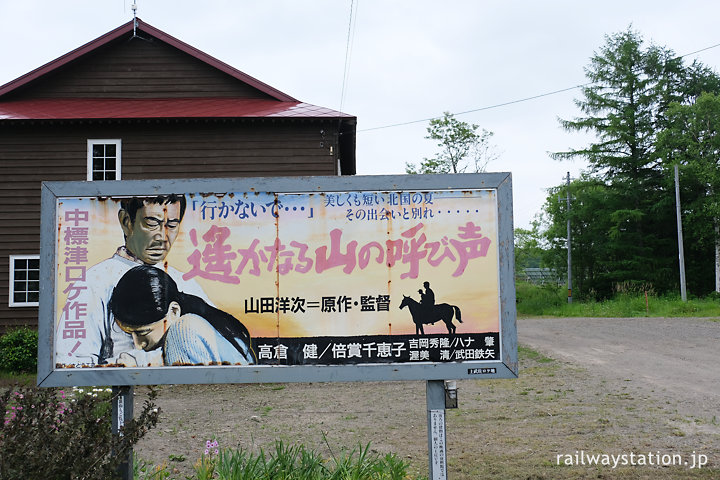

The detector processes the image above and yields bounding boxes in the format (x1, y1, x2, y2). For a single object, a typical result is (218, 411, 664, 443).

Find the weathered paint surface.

(39, 174, 517, 387)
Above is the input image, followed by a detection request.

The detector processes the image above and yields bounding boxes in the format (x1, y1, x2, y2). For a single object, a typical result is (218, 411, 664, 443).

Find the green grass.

(0, 370, 35, 387)
(518, 345, 554, 363)
(135, 441, 422, 480)
(516, 281, 720, 317)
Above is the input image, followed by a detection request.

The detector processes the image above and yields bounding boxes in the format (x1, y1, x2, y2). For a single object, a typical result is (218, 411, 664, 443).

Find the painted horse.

(399, 295, 462, 335)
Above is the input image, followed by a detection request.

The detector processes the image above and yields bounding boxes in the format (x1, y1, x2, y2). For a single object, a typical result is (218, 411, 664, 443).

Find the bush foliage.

(0, 327, 38, 373)
(0, 386, 160, 479)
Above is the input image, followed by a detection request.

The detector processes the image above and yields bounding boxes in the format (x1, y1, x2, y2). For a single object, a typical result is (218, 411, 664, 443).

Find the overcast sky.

(2, 1, 719, 229)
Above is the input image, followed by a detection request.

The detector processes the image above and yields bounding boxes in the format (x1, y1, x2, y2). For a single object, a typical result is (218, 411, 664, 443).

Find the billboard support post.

(427, 380, 448, 480)
(112, 385, 134, 480)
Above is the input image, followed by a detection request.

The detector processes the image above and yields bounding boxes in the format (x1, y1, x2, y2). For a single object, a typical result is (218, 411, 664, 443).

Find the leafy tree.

(406, 112, 498, 174)
(546, 27, 720, 296)
(658, 92, 720, 292)
(545, 176, 611, 297)
(514, 221, 545, 275)
(541, 174, 655, 298)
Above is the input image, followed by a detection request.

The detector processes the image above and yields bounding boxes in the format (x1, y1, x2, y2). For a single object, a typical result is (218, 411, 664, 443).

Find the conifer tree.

(546, 27, 720, 296)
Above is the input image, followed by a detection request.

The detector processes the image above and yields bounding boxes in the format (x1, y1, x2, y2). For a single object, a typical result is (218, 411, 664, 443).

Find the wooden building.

(0, 18, 356, 330)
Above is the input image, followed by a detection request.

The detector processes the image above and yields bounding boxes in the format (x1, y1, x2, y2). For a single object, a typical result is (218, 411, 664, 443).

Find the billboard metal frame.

(38, 173, 517, 387)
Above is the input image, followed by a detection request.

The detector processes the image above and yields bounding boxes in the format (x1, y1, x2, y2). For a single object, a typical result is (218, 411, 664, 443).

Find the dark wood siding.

(8, 37, 274, 100)
(0, 119, 340, 330)
(0, 130, 78, 329)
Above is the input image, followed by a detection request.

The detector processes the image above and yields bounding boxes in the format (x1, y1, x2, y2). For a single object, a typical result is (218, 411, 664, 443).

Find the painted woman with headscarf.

(109, 264, 256, 365)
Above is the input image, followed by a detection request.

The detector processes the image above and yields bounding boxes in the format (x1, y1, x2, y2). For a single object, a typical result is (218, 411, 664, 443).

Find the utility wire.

(358, 41, 720, 133)
(339, 0, 358, 115)
(358, 83, 592, 132)
(680, 42, 720, 59)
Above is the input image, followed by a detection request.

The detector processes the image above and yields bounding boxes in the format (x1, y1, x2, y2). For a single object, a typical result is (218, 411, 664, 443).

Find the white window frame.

(9, 255, 40, 307)
(87, 139, 122, 181)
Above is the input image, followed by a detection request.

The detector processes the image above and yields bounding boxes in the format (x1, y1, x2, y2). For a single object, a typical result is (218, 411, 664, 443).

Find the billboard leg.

(427, 380, 448, 480)
(112, 385, 135, 480)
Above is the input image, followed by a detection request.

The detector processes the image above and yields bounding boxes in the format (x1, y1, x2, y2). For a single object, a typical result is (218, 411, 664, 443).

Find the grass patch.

(518, 345, 554, 364)
(516, 281, 720, 317)
(135, 441, 421, 480)
(0, 371, 35, 387)
(255, 405, 274, 417)
(515, 281, 566, 316)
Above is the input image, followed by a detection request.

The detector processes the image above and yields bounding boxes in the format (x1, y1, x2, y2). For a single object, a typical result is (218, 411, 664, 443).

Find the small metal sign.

(468, 367, 497, 375)
(430, 409, 447, 480)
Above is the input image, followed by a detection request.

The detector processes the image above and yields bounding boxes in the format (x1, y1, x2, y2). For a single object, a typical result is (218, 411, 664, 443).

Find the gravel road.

(518, 316, 720, 418)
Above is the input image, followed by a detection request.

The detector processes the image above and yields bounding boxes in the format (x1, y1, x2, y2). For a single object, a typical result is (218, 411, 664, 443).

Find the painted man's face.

(121, 201, 182, 265)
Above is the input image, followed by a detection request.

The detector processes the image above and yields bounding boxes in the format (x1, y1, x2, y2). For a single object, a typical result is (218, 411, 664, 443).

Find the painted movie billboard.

(40, 175, 517, 386)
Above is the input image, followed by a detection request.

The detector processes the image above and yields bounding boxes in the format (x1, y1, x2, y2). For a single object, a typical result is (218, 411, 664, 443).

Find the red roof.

(0, 18, 354, 122)
(0, 98, 352, 120)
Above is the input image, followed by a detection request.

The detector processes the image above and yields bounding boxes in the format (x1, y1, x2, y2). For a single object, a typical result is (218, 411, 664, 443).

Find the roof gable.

(0, 19, 297, 102)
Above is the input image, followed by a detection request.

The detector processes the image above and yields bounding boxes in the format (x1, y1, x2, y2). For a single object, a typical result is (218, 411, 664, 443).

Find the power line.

(339, 0, 358, 116)
(357, 41, 720, 133)
(679, 42, 720, 59)
(358, 83, 591, 132)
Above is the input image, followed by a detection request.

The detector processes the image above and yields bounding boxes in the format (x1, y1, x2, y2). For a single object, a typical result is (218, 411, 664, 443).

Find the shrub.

(0, 327, 38, 373)
(0, 386, 160, 479)
(515, 281, 564, 316)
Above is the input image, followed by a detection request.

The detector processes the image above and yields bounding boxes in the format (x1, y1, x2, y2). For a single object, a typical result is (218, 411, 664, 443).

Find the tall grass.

(516, 281, 720, 317)
(135, 440, 421, 480)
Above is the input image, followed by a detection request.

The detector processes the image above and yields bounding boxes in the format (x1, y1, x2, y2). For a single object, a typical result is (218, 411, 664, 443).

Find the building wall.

(0, 119, 340, 329)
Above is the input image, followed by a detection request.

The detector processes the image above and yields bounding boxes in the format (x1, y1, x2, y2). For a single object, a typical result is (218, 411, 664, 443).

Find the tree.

(546, 27, 720, 296)
(514, 220, 545, 275)
(542, 175, 639, 298)
(658, 92, 720, 293)
(406, 112, 498, 174)
(549, 28, 678, 294)
(553, 28, 688, 176)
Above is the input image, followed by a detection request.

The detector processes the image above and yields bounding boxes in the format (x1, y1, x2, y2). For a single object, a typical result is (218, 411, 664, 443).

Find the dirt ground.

(518, 316, 720, 421)
(130, 316, 720, 479)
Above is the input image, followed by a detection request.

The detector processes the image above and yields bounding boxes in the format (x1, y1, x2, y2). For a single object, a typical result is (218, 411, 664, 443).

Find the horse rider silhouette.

(419, 281, 435, 310)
